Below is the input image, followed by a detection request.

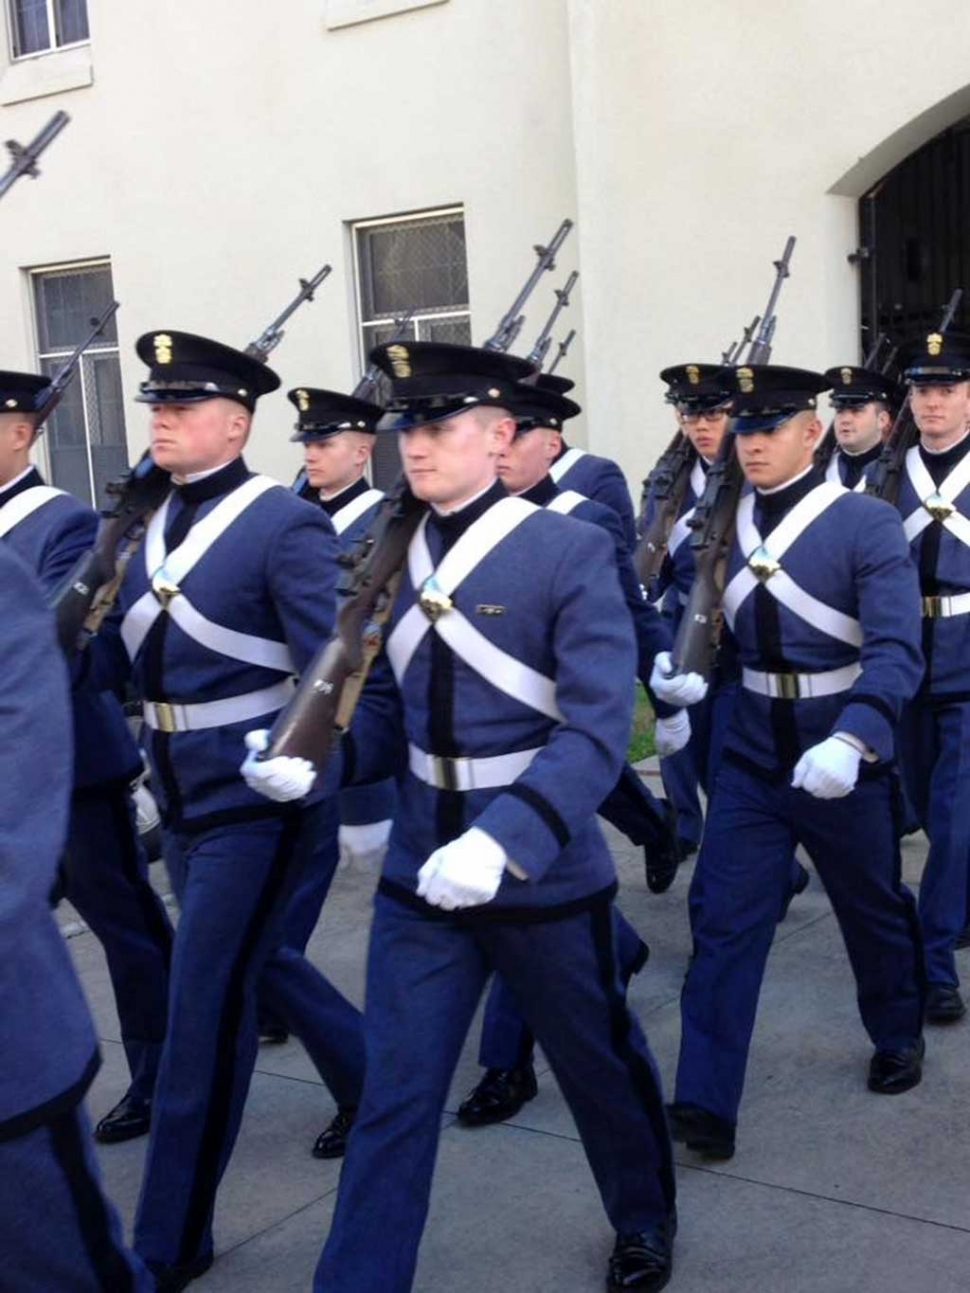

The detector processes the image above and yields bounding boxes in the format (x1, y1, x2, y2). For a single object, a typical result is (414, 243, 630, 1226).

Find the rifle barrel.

(525, 270, 579, 368)
(547, 328, 577, 375)
(484, 219, 574, 353)
(0, 110, 70, 199)
(745, 237, 796, 363)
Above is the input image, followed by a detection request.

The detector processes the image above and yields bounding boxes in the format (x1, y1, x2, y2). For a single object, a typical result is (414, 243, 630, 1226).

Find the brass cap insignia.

(387, 344, 412, 379)
(747, 545, 781, 583)
(737, 367, 755, 394)
(153, 333, 174, 365)
(296, 389, 310, 412)
(841, 367, 854, 385)
(686, 365, 701, 386)
(927, 332, 944, 357)
(418, 576, 453, 623)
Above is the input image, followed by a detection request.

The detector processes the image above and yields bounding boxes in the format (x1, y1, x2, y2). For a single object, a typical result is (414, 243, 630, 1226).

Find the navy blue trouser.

(64, 784, 173, 1102)
(0, 1103, 151, 1291)
(898, 698, 970, 988)
(478, 906, 646, 1069)
(316, 891, 674, 1293)
(676, 760, 925, 1126)
(134, 801, 365, 1270)
(660, 679, 737, 849)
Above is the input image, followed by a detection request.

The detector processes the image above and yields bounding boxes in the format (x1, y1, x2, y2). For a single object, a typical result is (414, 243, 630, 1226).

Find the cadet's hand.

(339, 820, 392, 871)
(654, 709, 691, 757)
(650, 650, 709, 707)
(791, 737, 861, 799)
(417, 827, 508, 910)
(241, 729, 316, 803)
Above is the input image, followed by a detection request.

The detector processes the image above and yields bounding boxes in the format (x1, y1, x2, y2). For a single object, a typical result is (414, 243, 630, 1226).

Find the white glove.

(650, 650, 709, 707)
(416, 826, 508, 910)
(241, 729, 317, 803)
(791, 736, 861, 799)
(339, 820, 392, 871)
(654, 709, 692, 757)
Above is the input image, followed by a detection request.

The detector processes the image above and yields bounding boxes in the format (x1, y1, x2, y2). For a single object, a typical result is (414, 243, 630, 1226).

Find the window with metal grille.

(32, 261, 127, 508)
(352, 207, 471, 488)
(8, 0, 88, 58)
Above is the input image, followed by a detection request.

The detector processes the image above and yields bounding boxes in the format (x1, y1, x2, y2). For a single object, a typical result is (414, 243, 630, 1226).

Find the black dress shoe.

(457, 1065, 538, 1127)
(645, 803, 682, 895)
(779, 861, 810, 921)
(926, 984, 967, 1024)
(145, 1252, 213, 1291)
(666, 1101, 735, 1160)
(955, 925, 970, 950)
(258, 1023, 290, 1045)
(94, 1093, 152, 1144)
(606, 1216, 675, 1291)
(622, 938, 650, 987)
(312, 1106, 356, 1159)
(868, 1037, 925, 1094)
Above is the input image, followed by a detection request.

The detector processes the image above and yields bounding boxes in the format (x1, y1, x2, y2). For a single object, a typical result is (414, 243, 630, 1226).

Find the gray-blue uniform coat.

(316, 480, 674, 1293)
(0, 544, 150, 1291)
(0, 465, 173, 1106)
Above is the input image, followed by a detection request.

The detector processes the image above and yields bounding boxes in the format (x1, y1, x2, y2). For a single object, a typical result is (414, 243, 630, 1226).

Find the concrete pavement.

(64, 784, 970, 1292)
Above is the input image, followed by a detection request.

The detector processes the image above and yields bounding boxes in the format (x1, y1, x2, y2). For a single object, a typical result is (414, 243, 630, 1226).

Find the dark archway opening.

(858, 116, 970, 356)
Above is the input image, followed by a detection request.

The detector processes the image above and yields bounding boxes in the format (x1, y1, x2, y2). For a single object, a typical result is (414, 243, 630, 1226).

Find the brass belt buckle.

(431, 755, 460, 792)
(775, 672, 801, 700)
(922, 595, 944, 619)
(151, 701, 177, 733)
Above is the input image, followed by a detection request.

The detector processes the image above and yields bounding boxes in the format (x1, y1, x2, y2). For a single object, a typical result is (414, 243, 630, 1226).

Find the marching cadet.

(656, 365, 926, 1161)
(541, 372, 640, 546)
(820, 365, 898, 488)
(84, 333, 365, 1291)
(0, 369, 173, 1146)
(0, 542, 151, 1292)
(456, 379, 671, 1127)
(888, 332, 970, 1021)
(245, 342, 678, 1293)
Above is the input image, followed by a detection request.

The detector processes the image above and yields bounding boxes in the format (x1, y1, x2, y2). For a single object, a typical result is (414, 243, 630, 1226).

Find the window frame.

(7, 0, 89, 62)
(28, 256, 125, 507)
(350, 205, 471, 377)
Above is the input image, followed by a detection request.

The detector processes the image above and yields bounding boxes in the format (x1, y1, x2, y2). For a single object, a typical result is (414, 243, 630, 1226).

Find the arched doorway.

(856, 116, 970, 355)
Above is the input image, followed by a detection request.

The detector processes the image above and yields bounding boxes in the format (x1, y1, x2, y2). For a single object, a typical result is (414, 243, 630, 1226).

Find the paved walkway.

(65, 788, 970, 1293)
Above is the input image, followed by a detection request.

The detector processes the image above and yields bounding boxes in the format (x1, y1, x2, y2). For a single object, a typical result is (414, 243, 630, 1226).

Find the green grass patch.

(628, 681, 656, 763)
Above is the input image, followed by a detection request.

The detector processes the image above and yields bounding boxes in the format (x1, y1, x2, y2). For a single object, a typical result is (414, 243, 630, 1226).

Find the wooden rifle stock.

(49, 453, 171, 652)
(670, 434, 743, 678)
(261, 480, 427, 768)
(634, 431, 695, 592)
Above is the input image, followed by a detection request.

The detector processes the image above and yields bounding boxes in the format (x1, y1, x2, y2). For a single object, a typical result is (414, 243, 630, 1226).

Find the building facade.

(2, 0, 970, 502)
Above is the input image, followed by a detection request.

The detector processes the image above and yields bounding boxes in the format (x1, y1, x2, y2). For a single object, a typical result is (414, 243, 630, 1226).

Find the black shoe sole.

(606, 1265, 672, 1292)
(93, 1119, 151, 1145)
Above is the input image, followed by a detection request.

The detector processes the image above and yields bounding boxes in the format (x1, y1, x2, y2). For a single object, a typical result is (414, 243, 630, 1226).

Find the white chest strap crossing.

(386, 497, 563, 722)
(722, 484, 863, 647)
(825, 453, 869, 492)
(549, 447, 586, 484)
(121, 475, 294, 672)
(901, 445, 970, 549)
(667, 459, 706, 559)
(332, 488, 384, 536)
(0, 486, 65, 539)
(546, 489, 586, 516)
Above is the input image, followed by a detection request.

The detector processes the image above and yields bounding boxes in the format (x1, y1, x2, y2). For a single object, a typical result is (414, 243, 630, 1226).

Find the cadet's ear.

(804, 415, 824, 447)
(490, 413, 516, 453)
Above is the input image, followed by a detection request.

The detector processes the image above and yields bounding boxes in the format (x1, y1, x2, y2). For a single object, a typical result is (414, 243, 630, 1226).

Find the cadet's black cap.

(897, 331, 970, 385)
(370, 341, 536, 431)
(505, 382, 581, 435)
(660, 363, 734, 411)
(287, 388, 382, 442)
(0, 370, 49, 414)
(824, 366, 900, 408)
(534, 373, 576, 395)
(135, 331, 280, 412)
(719, 364, 830, 434)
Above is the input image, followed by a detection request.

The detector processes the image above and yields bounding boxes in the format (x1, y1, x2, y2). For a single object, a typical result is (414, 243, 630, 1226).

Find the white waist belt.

(142, 678, 296, 733)
(922, 592, 970, 619)
(742, 662, 861, 700)
(408, 743, 541, 791)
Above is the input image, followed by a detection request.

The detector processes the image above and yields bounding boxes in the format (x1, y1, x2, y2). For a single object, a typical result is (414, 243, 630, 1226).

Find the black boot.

(94, 1092, 152, 1144)
(457, 1065, 538, 1127)
(312, 1106, 356, 1159)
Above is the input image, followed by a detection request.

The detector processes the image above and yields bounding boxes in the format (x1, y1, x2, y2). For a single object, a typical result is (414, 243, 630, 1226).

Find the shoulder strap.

(546, 489, 586, 516)
(332, 487, 384, 535)
(0, 485, 66, 540)
(549, 447, 586, 483)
